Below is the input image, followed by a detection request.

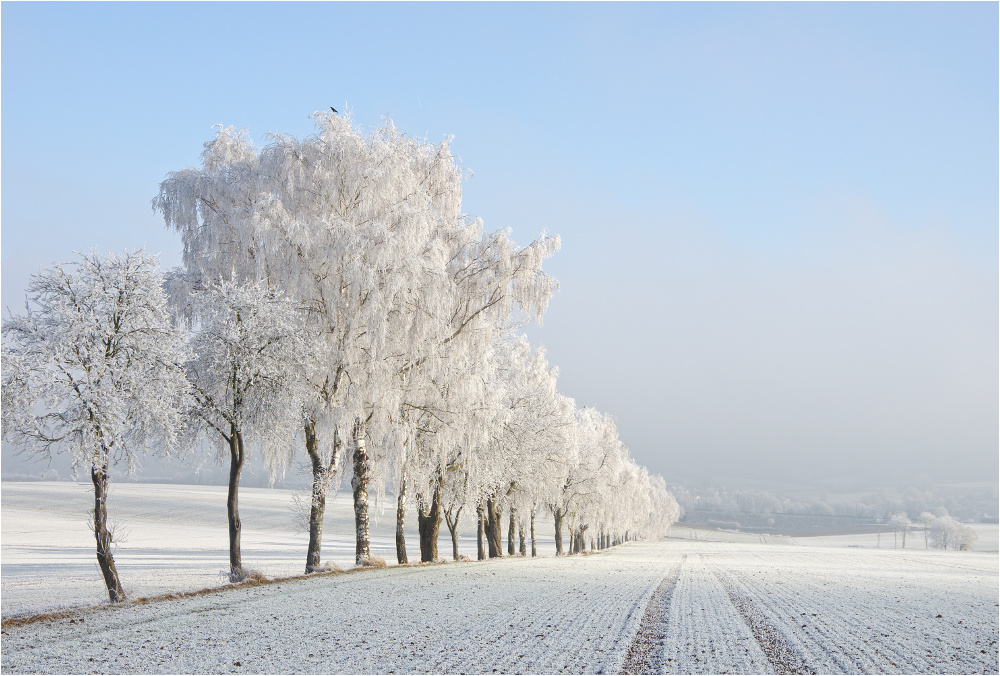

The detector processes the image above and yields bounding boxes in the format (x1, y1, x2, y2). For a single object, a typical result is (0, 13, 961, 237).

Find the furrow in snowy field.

(621, 554, 685, 674)
(659, 550, 773, 674)
(707, 556, 811, 674)
(713, 547, 999, 674)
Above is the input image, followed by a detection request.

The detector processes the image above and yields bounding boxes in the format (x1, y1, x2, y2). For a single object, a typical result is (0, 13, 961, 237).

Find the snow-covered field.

(2, 481, 557, 617)
(2, 482, 998, 674)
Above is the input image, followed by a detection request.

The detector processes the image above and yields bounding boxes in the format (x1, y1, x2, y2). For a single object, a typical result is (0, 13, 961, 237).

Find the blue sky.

(3, 2, 997, 488)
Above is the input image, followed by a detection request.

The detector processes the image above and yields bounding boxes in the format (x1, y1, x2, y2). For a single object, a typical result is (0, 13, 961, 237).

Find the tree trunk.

(351, 421, 371, 564)
(445, 505, 463, 561)
(530, 509, 537, 557)
(574, 525, 588, 554)
(485, 497, 503, 558)
(417, 474, 444, 562)
(553, 508, 564, 555)
(477, 502, 486, 561)
(305, 419, 340, 573)
(91, 459, 125, 602)
(519, 522, 526, 556)
(396, 473, 408, 564)
(507, 509, 516, 556)
(227, 426, 245, 581)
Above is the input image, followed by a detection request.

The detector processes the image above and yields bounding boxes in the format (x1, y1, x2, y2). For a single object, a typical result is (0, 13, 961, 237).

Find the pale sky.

(2, 2, 997, 488)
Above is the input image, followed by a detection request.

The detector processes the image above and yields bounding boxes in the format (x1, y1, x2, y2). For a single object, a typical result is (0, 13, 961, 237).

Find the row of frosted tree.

(2, 112, 680, 603)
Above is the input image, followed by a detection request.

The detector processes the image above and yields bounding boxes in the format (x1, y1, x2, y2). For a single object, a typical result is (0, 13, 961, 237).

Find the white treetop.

(155, 112, 559, 499)
(2, 250, 188, 472)
(185, 280, 309, 479)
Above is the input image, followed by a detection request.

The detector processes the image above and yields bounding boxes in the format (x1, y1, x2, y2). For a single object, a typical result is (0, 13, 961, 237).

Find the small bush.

(456, 555, 472, 562)
(308, 561, 342, 574)
(357, 556, 387, 569)
(232, 568, 269, 584)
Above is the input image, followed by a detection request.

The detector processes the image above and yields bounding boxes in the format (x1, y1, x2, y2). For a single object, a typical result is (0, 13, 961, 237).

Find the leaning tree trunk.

(485, 497, 503, 558)
(445, 505, 463, 561)
(91, 458, 125, 602)
(553, 508, 564, 555)
(519, 522, 527, 556)
(304, 419, 341, 573)
(530, 509, 537, 557)
(477, 502, 486, 560)
(227, 425, 246, 580)
(417, 475, 444, 562)
(396, 473, 408, 564)
(351, 421, 371, 564)
(507, 509, 516, 556)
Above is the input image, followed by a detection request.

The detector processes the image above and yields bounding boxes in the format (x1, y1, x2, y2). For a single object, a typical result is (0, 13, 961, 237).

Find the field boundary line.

(620, 554, 685, 674)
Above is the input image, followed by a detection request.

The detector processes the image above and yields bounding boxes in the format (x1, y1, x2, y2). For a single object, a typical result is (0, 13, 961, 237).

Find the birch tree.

(1, 251, 188, 601)
(155, 112, 558, 566)
(184, 280, 307, 580)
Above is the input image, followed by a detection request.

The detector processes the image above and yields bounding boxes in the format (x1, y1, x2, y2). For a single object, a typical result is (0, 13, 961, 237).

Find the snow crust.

(3, 482, 997, 674)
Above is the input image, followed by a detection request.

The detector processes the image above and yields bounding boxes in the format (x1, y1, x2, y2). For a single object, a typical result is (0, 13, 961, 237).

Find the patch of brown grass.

(356, 556, 387, 569)
(1, 607, 101, 630)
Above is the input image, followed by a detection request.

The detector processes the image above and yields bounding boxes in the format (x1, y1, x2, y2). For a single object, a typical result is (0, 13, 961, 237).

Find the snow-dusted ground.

(2, 482, 998, 674)
(1, 481, 558, 617)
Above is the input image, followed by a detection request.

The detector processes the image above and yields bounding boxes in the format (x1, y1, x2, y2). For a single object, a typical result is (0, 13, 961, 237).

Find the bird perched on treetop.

(330, 107, 338, 114)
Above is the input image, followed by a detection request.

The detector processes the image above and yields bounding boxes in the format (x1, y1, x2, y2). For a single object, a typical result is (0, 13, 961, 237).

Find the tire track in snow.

(659, 553, 773, 674)
(620, 554, 685, 674)
(717, 547, 998, 674)
(708, 558, 813, 675)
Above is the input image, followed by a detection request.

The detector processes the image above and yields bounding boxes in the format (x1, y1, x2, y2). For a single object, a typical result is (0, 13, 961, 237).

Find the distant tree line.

(2, 112, 680, 603)
(672, 484, 996, 524)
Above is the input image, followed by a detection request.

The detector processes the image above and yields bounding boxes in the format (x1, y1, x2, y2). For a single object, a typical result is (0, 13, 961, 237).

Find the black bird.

(330, 107, 338, 114)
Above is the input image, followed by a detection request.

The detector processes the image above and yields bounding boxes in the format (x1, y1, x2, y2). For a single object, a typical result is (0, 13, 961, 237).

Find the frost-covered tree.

(919, 511, 935, 549)
(645, 475, 682, 538)
(453, 337, 571, 559)
(1, 251, 188, 601)
(927, 514, 979, 551)
(548, 407, 624, 555)
(889, 512, 912, 549)
(955, 521, 979, 551)
(184, 280, 307, 580)
(155, 112, 558, 567)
